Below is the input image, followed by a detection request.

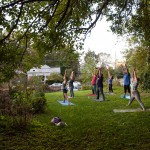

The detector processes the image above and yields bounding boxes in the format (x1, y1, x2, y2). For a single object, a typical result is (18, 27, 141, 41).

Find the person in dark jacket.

(68, 71, 75, 98)
(96, 68, 105, 101)
(107, 69, 114, 94)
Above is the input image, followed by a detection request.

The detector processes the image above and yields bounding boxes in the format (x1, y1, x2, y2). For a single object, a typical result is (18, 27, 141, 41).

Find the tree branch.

(85, 0, 110, 34)
(55, 0, 70, 28)
(1, 0, 51, 10)
(1, 3, 24, 43)
(39, 0, 60, 32)
(119, 0, 128, 16)
(20, 34, 28, 63)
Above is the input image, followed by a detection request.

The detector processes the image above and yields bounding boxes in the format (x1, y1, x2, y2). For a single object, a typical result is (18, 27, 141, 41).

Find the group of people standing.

(91, 67, 113, 101)
(61, 64, 145, 110)
(91, 64, 145, 111)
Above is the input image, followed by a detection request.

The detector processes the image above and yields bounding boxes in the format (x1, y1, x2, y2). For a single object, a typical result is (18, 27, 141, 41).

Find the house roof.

(40, 65, 51, 70)
(27, 65, 60, 74)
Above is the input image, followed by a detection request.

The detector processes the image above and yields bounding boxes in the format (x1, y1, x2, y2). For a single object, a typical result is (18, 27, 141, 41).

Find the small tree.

(81, 50, 97, 83)
(46, 73, 63, 84)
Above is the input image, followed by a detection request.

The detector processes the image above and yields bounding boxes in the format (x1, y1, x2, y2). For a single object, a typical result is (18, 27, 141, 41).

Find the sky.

(83, 18, 127, 63)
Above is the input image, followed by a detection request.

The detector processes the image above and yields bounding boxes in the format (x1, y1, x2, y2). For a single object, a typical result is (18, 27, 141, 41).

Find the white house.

(27, 65, 60, 82)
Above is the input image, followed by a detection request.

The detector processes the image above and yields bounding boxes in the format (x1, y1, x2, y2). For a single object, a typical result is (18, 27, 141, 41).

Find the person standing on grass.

(68, 70, 75, 98)
(107, 69, 114, 94)
(127, 68, 145, 111)
(91, 70, 97, 95)
(121, 64, 131, 98)
(96, 68, 105, 101)
(62, 69, 70, 104)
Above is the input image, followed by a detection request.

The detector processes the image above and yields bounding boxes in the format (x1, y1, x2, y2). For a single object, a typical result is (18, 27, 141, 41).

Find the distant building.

(27, 65, 60, 82)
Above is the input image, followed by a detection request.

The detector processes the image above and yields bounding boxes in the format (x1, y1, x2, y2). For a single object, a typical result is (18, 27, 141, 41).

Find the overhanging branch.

(56, 0, 70, 28)
(0, 2, 24, 43)
(85, 0, 110, 34)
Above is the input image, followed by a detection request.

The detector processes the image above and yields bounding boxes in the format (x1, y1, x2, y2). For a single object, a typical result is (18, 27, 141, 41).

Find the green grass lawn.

(0, 87, 150, 150)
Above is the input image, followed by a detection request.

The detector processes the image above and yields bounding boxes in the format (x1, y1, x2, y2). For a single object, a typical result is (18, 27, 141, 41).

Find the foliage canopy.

(0, 0, 149, 82)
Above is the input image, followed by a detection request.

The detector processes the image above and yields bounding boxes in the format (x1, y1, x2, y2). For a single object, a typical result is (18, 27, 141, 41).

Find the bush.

(0, 74, 48, 130)
(46, 73, 63, 85)
(11, 100, 32, 129)
(41, 84, 50, 92)
(0, 84, 47, 130)
(31, 91, 47, 114)
(0, 91, 13, 115)
(0, 90, 33, 129)
(141, 72, 150, 92)
(82, 85, 91, 90)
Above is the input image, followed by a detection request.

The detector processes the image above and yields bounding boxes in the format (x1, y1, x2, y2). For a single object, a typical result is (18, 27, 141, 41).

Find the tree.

(123, 39, 150, 91)
(122, 1, 150, 90)
(81, 49, 98, 83)
(43, 44, 80, 76)
(0, 0, 149, 82)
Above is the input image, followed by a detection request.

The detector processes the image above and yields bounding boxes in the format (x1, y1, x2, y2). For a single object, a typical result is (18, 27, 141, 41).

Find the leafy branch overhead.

(0, 0, 149, 82)
(1, 0, 148, 44)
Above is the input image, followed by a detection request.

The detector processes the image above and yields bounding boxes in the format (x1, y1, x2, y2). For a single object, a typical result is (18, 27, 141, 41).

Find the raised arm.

(70, 70, 75, 80)
(125, 64, 129, 74)
(107, 69, 111, 78)
(64, 69, 67, 78)
(132, 68, 137, 82)
(120, 64, 124, 74)
(98, 68, 102, 76)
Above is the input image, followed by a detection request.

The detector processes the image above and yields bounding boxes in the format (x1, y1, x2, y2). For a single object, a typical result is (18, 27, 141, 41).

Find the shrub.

(141, 70, 150, 92)
(11, 100, 32, 129)
(41, 84, 50, 92)
(82, 85, 91, 90)
(31, 91, 47, 114)
(0, 91, 13, 115)
(0, 74, 48, 130)
(10, 89, 33, 129)
(0, 90, 33, 129)
(46, 73, 63, 85)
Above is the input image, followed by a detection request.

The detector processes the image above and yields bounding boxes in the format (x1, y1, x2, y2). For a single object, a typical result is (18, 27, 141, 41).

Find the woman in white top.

(127, 68, 145, 111)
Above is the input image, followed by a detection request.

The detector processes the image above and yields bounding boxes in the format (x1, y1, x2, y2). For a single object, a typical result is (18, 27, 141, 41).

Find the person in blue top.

(107, 69, 114, 94)
(121, 64, 131, 98)
(96, 68, 105, 101)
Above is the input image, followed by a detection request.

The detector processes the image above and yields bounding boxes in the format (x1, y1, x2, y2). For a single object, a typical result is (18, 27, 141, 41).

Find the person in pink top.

(91, 70, 97, 95)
